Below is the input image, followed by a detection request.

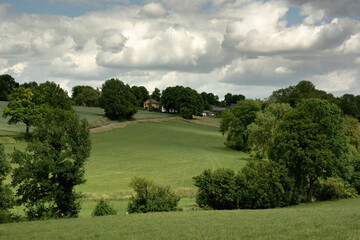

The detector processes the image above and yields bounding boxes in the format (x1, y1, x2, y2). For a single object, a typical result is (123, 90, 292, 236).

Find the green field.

(80, 119, 247, 199)
(2, 199, 360, 240)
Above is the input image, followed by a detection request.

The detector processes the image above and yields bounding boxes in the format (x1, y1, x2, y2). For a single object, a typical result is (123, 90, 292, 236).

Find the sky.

(1, 0, 360, 99)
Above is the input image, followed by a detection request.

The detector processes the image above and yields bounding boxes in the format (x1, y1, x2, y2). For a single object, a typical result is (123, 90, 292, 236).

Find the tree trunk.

(307, 180, 314, 202)
(26, 124, 29, 134)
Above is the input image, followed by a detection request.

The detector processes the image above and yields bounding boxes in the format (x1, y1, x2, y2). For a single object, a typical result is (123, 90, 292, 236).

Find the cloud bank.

(0, 0, 360, 98)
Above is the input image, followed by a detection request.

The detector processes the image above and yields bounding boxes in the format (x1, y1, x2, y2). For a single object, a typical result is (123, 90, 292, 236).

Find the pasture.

(2, 199, 360, 240)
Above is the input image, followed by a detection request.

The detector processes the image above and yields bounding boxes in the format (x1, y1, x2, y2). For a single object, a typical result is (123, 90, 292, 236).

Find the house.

(144, 99, 159, 110)
(202, 110, 214, 116)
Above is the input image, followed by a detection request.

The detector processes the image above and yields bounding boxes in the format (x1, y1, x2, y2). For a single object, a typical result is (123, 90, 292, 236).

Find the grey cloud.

(97, 29, 127, 53)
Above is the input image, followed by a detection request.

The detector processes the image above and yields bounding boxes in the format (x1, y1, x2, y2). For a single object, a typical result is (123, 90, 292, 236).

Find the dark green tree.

(268, 99, 350, 202)
(38, 81, 72, 110)
(131, 86, 149, 107)
(72, 86, 100, 107)
(11, 109, 91, 219)
(151, 88, 161, 102)
(200, 92, 219, 110)
(270, 80, 327, 107)
(0, 144, 13, 223)
(21, 81, 38, 89)
(224, 93, 245, 106)
(220, 99, 262, 151)
(99, 79, 137, 120)
(0, 74, 19, 101)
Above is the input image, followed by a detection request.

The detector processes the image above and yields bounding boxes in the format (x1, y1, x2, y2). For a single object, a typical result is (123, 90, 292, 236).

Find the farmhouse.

(144, 99, 159, 110)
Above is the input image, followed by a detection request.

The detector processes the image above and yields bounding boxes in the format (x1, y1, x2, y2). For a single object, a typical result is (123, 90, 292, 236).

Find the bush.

(237, 160, 298, 209)
(193, 168, 238, 210)
(193, 161, 298, 210)
(127, 177, 180, 213)
(314, 177, 358, 201)
(180, 107, 192, 119)
(92, 199, 117, 216)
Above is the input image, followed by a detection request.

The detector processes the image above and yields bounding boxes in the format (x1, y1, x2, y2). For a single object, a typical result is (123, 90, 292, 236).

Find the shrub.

(193, 168, 238, 210)
(180, 107, 192, 119)
(236, 160, 298, 209)
(92, 199, 117, 216)
(314, 177, 358, 201)
(127, 177, 180, 213)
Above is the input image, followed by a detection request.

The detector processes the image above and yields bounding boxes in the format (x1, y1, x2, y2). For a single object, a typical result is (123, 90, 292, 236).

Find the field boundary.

(90, 116, 181, 133)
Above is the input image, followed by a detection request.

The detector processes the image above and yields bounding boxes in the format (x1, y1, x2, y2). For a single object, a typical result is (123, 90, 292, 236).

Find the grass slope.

(2, 199, 359, 240)
(80, 119, 247, 199)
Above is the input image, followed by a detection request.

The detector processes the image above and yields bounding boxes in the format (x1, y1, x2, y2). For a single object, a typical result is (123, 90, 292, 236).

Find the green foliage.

(237, 160, 298, 209)
(269, 99, 350, 202)
(200, 92, 219, 110)
(247, 103, 292, 158)
(92, 199, 117, 216)
(38, 81, 72, 110)
(11, 109, 91, 219)
(314, 177, 357, 201)
(193, 162, 297, 210)
(270, 80, 328, 107)
(72, 86, 100, 107)
(180, 107, 192, 119)
(151, 88, 161, 102)
(131, 86, 149, 107)
(220, 99, 262, 151)
(0, 143, 13, 223)
(99, 79, 137, 120)
(2, 87, 44, 133)
(127, 177, 180, 213)
(224, 93, 245, 106)
(193, 168, 238, 210)
(0, 74, 19, 101)
(160, 86, 204, 117)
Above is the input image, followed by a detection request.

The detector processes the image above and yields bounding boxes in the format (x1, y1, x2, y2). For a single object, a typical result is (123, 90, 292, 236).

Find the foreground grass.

(2, 199, 359, 240)
(80, 119, 247, 199)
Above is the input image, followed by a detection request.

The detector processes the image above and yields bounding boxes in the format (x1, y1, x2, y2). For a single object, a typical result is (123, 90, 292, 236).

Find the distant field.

(0, 101, 27, 133)
(80, 119, 247, 199)
(2, 199, 360, 240)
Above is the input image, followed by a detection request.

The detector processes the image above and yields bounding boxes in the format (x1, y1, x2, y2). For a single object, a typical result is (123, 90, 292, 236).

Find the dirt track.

(90, 116, 181, 133)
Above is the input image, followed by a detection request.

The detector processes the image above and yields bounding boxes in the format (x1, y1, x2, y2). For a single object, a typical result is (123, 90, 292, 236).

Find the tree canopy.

(0, 74, 19, 101)
(11, 109, 91, 219)
(160, 86, 204, 118)
(268, 99, 350, 202)
(99, 79, 137, 120)
(72, 85, 100, 107)
(220, 99, 262, 151)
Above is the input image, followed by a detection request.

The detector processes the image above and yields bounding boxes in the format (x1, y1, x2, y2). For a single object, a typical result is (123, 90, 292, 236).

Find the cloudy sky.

(1, 0, 360, 99)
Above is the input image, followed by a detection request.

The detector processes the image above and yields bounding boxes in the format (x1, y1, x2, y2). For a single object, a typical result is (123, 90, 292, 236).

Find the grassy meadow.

(1, 105, 359, 239)
(81, 119, 248, 199)
(2, 199, 360, 240)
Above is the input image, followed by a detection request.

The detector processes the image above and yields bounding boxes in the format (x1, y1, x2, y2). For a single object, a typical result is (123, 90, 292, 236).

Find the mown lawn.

(80, 119, 247, 199)
(2, 199, 359, 240)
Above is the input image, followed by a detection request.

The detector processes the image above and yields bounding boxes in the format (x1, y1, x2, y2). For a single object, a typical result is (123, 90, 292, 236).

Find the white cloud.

(140, 3, 167, 18)
(0, 0, 360, 99)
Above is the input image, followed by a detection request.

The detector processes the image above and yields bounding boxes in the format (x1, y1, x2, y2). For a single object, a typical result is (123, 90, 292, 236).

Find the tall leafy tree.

(72, 86, 100, 107)
(11, 109, 91, 219)
(0, 74, 19, 101)
(100, 79, 137, 120)
(151, 88, 161, 102)
(268, 99, 350, 202)
(3, 87, 44, 134)
(131, 86, 149, 107)
(247, 103, 292, 158)
(220, 99, 262, 151)
(38, 81, 72, 110)
(224, 93, 245, 107)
